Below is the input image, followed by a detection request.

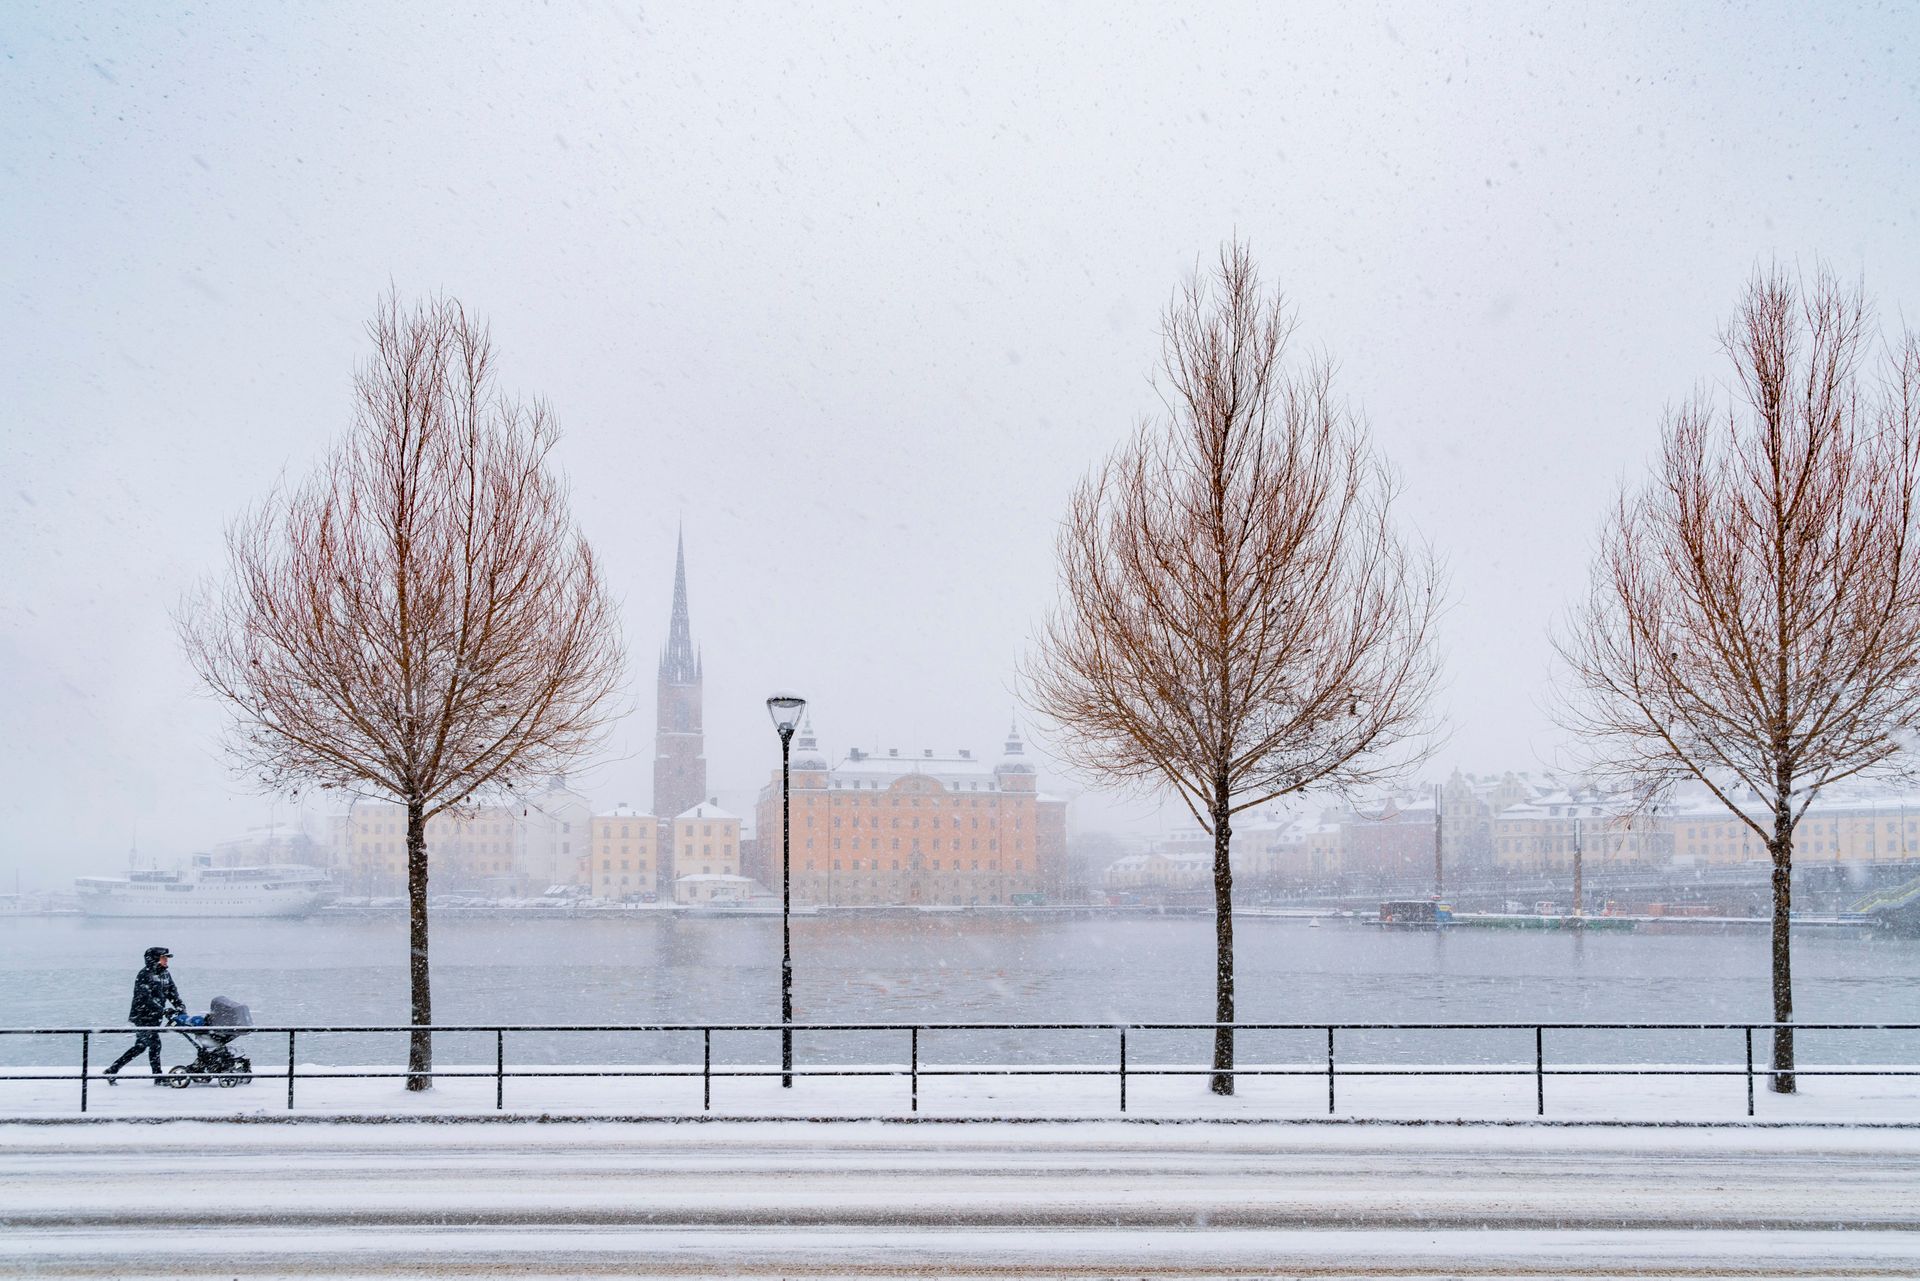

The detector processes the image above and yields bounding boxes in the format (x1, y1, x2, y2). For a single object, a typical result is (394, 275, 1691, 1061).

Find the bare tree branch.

(1026, 241, 1441, 1095)
(178, 292, 626, 1090)
(1555, 265, 1920, 1093)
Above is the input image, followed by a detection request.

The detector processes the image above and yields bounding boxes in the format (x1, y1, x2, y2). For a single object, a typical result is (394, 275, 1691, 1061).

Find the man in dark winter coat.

(105, 946, 186, 1084)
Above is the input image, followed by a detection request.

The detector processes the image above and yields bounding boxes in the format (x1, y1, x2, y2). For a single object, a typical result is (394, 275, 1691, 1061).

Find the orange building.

(751, 722, 1065, 906)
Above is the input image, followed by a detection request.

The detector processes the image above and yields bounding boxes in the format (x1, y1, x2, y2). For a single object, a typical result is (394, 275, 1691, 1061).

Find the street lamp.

(766, 692, 806, 1088)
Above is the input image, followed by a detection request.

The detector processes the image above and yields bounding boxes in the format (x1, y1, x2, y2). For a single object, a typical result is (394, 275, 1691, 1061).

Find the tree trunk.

(405, 796, 433, 1092)
(1210, 781, 1235, 1096)
(1769, 805, 1796, 1094)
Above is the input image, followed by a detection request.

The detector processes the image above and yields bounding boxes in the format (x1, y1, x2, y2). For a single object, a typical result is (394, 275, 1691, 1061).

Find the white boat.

(75, 855, 334, 919)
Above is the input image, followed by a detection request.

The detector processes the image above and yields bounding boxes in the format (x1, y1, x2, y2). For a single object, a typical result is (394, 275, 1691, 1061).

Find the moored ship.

(75, 855, 334, 919)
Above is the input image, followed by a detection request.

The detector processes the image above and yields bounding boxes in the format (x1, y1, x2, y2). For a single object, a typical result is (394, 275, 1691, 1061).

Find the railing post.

(1118, 1026, 1127, 1113)
(1535, 1026, 1544, 1116)
(286, 1030, 296, 1111)
(80, 1032, 90, 1115)
(910, 1027, 919, 1114)
(703, 1029, 712, 1112)
(1745, 1027, 1754, 1118)
(495, 1031, 504, 1111)
(1326, 1026, 1336, 1115)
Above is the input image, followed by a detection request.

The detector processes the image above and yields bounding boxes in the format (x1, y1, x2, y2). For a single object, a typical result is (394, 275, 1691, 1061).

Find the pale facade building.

(673, 873, 755, 905)
(672, 801, 741, 880)
(1663, 790, 1920, 866)
(332, 801, 522, 895)
(519, 779, 592, 890)
(329, 780, 589, 896)
(1102, 849, 1210, 893)
(590, 803, 663, 901)
(1437, 770, 1538, 872)
(1492, 790, 1669, 872)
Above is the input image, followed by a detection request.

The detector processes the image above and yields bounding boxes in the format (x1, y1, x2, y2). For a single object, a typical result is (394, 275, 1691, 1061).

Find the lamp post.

(766, 692, 806, 1088)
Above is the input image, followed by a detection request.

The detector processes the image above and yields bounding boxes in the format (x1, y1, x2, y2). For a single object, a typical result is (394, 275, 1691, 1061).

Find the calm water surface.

(3, 913, 1916, 1068)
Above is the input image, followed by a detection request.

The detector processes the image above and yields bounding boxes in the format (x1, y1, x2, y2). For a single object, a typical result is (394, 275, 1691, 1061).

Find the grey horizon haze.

(3, 3, 1918, 890)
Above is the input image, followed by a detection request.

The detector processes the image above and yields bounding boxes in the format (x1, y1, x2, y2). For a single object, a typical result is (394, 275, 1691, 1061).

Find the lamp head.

(766, 692, 807, 737)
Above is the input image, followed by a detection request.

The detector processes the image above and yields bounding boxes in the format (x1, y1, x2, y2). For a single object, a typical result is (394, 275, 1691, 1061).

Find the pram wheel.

(166, 1065, 193, 1089)
(218, 1072, 242, 1087)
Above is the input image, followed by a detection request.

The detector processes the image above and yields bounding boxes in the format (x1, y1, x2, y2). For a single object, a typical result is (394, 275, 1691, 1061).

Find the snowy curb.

(7, 1059, 1920, 1125)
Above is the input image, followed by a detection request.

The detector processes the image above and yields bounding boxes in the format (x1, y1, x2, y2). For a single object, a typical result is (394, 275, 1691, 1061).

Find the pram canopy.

(206, 996, 252, 1029)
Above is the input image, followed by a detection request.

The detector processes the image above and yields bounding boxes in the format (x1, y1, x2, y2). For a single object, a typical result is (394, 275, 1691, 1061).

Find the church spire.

(660, 526, 698, 684)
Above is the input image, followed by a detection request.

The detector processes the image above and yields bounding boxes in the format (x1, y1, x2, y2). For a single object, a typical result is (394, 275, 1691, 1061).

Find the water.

(4, 914, 1916, 1070)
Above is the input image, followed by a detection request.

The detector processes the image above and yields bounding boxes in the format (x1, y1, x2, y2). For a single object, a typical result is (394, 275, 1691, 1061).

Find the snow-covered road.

(5, 1121, 1919, 1277)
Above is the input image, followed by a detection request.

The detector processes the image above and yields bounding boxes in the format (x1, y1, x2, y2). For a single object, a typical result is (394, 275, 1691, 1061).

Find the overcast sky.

(4, 2, 1918, 887)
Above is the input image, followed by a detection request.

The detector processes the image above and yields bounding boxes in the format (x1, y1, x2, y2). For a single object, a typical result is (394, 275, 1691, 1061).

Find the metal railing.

(2, 1020, 1915, 1119)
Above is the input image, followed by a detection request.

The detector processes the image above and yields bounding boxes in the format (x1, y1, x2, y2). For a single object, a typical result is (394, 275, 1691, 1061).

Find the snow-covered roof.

(676, 802, 737, 822)
(598, 803, 653, 820)
(824, 748, 1013, 791)
(1110, 849, 1210, 871)
(1496, 790, 1649, 821)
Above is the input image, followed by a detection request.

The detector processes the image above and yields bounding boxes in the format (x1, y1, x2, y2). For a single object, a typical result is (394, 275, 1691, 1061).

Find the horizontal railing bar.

(8, 1064, 1916, 1085)
(6, 1021, 1917, 1035)
(19, 1017, 1918, 1120)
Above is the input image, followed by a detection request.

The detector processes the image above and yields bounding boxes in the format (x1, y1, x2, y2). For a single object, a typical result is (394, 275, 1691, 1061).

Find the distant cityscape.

(87, 534, 1920, 915)
(190, 534, 1071, 909)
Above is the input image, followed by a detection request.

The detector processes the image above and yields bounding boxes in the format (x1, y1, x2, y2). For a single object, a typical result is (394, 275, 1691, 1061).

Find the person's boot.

(103, 1066, 119, 1086)
(151, 1074, 171, 1086)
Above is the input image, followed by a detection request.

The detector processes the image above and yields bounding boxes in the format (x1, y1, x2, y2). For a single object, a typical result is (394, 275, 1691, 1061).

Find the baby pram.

(165, 996, 255, 1087)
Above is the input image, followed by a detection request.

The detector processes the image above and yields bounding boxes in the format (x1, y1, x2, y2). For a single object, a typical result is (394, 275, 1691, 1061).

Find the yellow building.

(672, 801, 741, 883)
(1102, 850, 1209, 893)
(590, 804, 663, 901)
(1492, 791, 1668, 872)
(1665, 794, 1920, 865)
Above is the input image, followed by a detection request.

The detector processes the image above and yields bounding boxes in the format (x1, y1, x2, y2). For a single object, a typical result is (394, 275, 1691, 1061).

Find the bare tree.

(180, 294, 625, 1090)
(1557, 267, 1920, 1092)
(1027, 243, 1441, 1094)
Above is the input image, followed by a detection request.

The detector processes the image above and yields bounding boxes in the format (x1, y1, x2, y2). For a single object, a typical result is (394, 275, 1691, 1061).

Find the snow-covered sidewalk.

(7, 1117, 1920, 1278)
(6, 1060, 1919, 1124)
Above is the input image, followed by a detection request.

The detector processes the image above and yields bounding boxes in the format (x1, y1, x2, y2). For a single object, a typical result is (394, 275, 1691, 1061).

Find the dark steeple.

(659, 526, 699, 685)
(653, 526, 707, 826)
